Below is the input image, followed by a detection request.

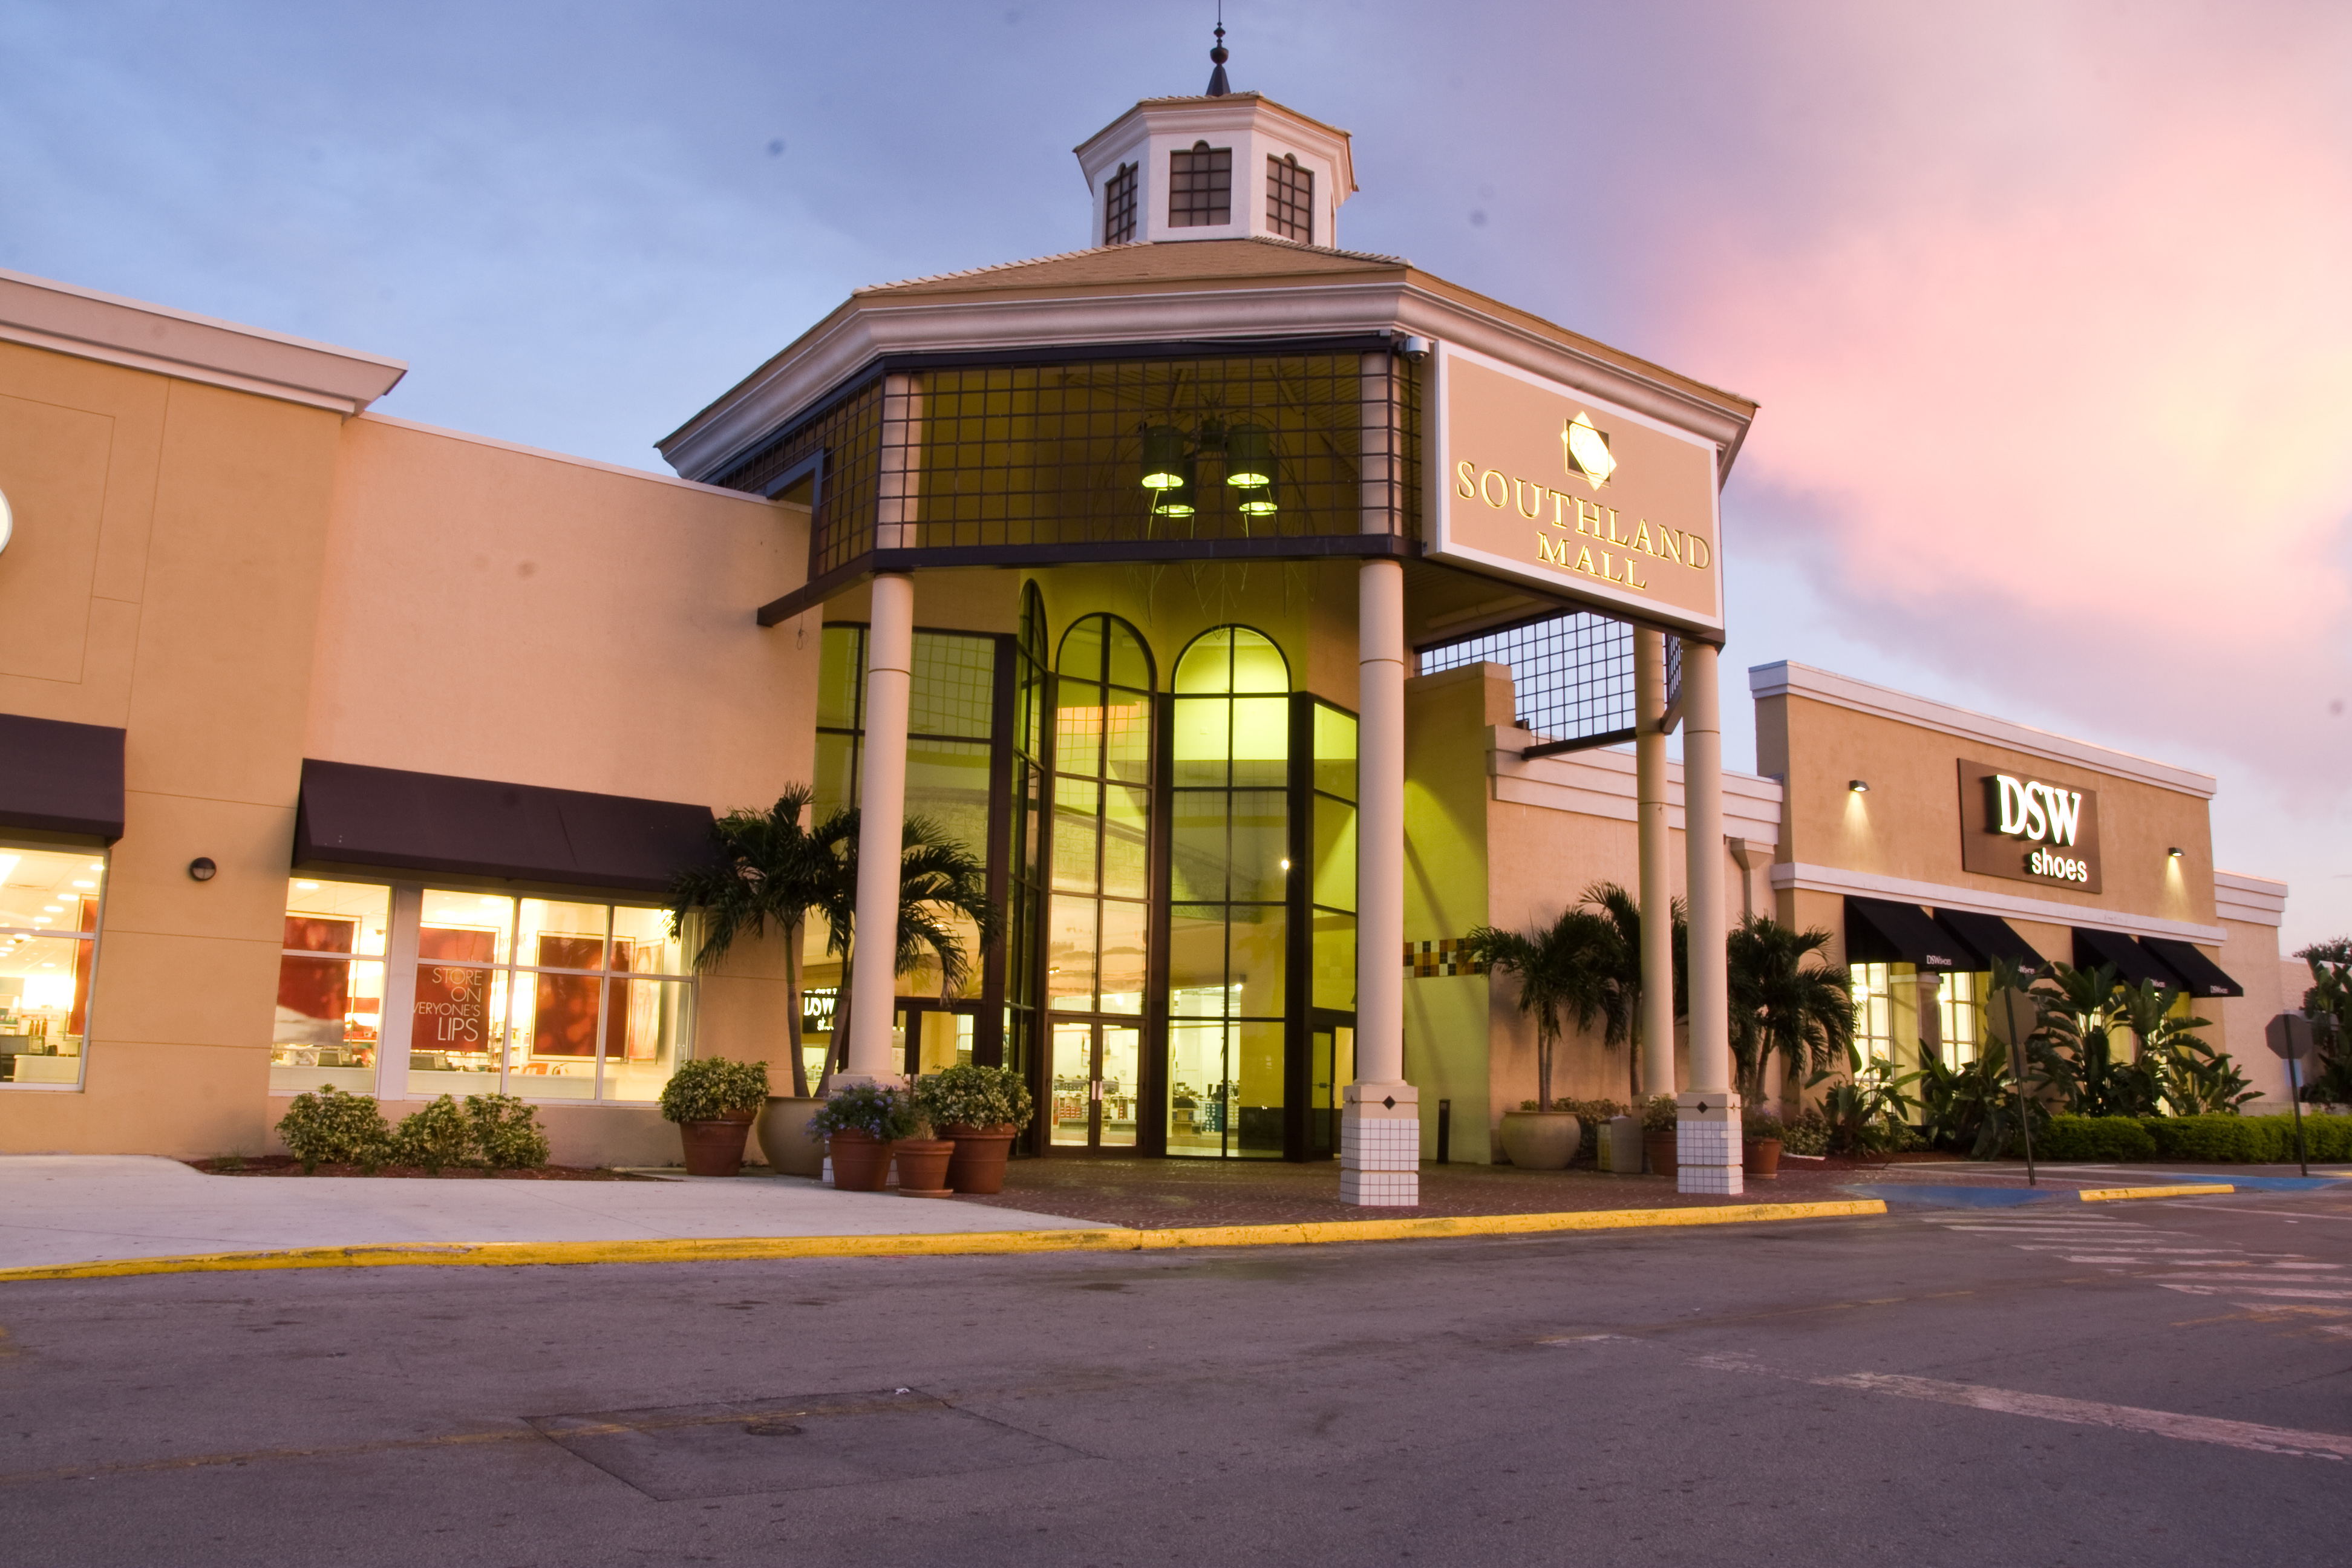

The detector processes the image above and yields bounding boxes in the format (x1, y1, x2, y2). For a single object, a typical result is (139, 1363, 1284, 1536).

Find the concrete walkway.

(0, 1157, 1111, 1270)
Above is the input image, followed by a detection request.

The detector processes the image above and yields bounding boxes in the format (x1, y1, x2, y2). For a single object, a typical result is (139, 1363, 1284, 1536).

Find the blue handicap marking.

(2146, 1172, 2352, 1193)
(1843, 1184, 2062, 1209)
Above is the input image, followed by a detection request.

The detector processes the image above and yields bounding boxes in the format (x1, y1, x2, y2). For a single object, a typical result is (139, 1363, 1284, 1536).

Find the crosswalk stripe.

(1817, 1372, 2352, 1461)
(2159, 1284, 2352, 1301)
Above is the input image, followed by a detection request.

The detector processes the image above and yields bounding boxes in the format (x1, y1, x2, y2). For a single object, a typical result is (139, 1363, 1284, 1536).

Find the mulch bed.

(182, 1156, 649, 1181)
(952, 1157, 1889, 1230)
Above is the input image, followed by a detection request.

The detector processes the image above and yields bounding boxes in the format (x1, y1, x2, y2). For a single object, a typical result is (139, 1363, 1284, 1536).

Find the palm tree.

(666, 786, 838, 1097)
(806, 809, 998, 1094)
(1463, 909, 1620, 1109)
(1580, 881, 1688, 1103)
(1724, 915, 1854, 1106)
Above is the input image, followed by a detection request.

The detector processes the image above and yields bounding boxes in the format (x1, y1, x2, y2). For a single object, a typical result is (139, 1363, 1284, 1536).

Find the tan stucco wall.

(0, 347, 820, 1162)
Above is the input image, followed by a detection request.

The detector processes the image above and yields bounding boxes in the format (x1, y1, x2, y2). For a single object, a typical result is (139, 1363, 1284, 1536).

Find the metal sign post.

(2265, 1013, 2318, 1178)
(1990, 987, 2041, 1187)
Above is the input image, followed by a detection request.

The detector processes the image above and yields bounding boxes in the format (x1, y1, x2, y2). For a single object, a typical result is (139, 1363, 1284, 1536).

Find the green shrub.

(2037, 1115, 2158, 1161)
(1743, 1111, 1786, 1144)
(276, 1086, 391, 1172)
(659, 1057, 771, 1123)
(809, 1082, 915, 1140)
(465, 1093, 550, 1169)
(1781, 1107, 1831, 1155)
(1641, 1094, 1679, 1133)
(912, 1063, 1034, 1133)
(390, 1095, 476, 1174)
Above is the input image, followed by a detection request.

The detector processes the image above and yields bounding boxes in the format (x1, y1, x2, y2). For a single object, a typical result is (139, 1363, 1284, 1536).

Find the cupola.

(1073, 31, 1356, 251)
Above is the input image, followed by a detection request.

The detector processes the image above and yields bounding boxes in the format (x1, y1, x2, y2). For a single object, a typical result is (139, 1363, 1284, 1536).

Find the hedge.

(2031, 1114, 2352, 1163)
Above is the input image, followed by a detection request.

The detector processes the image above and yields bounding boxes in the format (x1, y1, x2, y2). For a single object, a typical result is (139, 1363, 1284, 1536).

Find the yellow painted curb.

(0, 1198, 1886, 1283)
(2078, 1184, 2235, 1203)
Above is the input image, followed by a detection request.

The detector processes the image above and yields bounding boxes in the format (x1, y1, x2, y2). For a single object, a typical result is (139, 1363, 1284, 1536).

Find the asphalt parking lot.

(1, 1188, 2347, 1567)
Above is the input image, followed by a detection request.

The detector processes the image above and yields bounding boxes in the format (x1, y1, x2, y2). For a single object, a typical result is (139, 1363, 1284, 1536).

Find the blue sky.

(7, 0, 2347, 950)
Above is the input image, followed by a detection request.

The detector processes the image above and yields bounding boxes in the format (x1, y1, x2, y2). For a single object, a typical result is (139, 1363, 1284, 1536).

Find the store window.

(1850, 961, 1902, 1067)
(409, 892, 690, 1103)
(0, 843, 104, 1088)
(1936, 971, 1985, 1069)
(1168, 626, 1290, 1157)
(1048, 614, 1155, 1016)
(272, 880, 390, 1094)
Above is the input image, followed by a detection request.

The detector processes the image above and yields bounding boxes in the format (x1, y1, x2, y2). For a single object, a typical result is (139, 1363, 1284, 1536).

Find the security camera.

(1396, 336, 1430, 361)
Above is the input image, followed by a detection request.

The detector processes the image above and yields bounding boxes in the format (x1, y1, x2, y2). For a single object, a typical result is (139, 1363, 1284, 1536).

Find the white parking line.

(1816, 1373, 2352, 1462)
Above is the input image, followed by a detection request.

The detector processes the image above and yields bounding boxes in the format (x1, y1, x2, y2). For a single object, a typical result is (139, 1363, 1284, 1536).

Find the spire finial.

(1206, 5, 1230, 96)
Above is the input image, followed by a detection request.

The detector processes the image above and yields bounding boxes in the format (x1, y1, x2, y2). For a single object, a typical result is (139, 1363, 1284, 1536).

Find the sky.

(5, 0, 2347, 951)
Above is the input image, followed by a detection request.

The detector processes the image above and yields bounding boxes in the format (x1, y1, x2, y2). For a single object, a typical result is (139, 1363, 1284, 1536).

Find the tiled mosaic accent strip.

(1404, 939, 1488, 978)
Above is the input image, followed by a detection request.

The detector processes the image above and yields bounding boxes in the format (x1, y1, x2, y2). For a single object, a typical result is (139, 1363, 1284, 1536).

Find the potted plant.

(892, 1107, 956, 1199)
(808, 1083, 912, 1192)
(1464, 909, 1619, 1171)
(659, 1057, 771, 1176)
(1743, 1109, 1785, 1180)
(912, 1063, 1036, 1194)
(1641, 1094, 1679, 1177)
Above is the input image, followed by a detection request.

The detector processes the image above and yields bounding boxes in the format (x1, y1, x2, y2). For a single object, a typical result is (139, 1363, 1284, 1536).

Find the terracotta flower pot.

(941, 1123, 1018, 1194)
(1643, 1131, 1678, 1178)
(757, 1096, 827, 1178)
(680, 1110, 756, 1177)
(1497, 1110, 1582, 1170)
(892, 1137, 955, 1197)
(828, 1129, 892, 1192)
(1743, 1137, 1783, 1180)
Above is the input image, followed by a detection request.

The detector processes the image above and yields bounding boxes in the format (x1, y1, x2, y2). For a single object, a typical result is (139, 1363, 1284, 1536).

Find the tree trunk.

(784, 916, 809, 1099)
(816, 953, 851, 1097)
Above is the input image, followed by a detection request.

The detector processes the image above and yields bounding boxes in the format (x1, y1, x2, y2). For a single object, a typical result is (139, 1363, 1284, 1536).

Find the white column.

(844, 571, 914, 1083)
(1676, 638, 1740, 1195)
(1342, 557, 1418, 1206)
(1635, 629, 1675, 1103)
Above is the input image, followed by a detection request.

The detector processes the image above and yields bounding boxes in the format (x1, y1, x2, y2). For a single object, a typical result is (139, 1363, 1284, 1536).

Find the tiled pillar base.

(1676, 1090, 1743, 1197)
(1341, 1082, 1420, 1207)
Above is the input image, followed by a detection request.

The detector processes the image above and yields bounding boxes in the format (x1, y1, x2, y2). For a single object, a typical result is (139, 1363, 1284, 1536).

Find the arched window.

(1044, 614, 1154, 1149)
(1166, 627, 1290, 1157)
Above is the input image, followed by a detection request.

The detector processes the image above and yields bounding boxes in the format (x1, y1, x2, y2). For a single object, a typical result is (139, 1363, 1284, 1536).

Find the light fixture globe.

(1152, 454, 1197, 517)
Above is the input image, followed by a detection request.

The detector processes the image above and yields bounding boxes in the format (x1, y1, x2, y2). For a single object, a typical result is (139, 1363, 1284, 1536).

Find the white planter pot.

(1497, 1110, 1583, 1171)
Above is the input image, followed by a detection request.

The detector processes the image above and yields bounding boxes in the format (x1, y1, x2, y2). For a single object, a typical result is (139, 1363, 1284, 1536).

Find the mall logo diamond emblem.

(1561, 412, 1615, 488)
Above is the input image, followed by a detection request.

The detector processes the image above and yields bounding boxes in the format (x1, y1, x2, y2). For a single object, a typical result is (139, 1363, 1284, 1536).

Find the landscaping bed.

(183, 1156, 649, 1180)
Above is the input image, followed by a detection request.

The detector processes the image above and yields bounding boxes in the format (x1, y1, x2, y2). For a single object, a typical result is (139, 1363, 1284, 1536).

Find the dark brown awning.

(2138, 936, 2243, 999)
(294, 760, 719, 895)
(0, 713, 125, 840)
(1931, 909, 2050, 976)
(1844, 897, 1967, 971)
(2071, 927, 2183, 991)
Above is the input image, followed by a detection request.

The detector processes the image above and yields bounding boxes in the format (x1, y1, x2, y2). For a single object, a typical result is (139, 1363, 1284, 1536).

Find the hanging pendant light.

(1140, 424, 1187, 491)
(1152, 453, 1198, 517)
(1224, 422, 1274, 489)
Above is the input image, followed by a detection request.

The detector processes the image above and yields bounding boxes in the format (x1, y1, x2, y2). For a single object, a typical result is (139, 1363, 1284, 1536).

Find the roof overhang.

(0, 268, 406, 416)
(658, 263, 1757, 492)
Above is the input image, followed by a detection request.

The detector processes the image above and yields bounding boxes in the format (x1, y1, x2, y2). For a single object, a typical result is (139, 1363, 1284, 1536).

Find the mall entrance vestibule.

(817, 583, 1361, 1162)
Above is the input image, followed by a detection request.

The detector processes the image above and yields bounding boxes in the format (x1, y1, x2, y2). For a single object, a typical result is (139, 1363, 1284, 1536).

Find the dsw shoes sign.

(1958, 759, 2103, 893)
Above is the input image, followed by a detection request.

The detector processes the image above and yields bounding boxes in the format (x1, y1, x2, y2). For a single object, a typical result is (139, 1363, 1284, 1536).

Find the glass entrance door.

(1050, 1019, 1140, 1150)
(1308, 1011, 1356, 1159)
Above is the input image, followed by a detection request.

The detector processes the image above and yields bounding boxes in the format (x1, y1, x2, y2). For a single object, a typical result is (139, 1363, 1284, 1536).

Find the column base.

(1675, 1090, 1743, 1198)
(1340, 1082, 1420, 1207)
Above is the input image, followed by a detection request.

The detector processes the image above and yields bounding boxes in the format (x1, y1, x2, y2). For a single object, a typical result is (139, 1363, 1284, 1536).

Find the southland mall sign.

(1958, 759, 2104, 893)
(1426, 341, 1723, 635)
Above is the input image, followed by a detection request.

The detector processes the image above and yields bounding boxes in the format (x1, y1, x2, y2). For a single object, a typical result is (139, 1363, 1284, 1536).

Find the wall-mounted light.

(1848, 779, 1870, 793)
(187, 857, 217, 882)
(2167, 847, 2184, 859)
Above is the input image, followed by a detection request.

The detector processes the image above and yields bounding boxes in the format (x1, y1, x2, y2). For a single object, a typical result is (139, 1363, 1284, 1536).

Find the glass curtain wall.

(0, 843, 105, 1088)
(1167, 627, 1290, 1157)
(1304, 702, 1359, 1155)
(1044, 615, 1155, 1150)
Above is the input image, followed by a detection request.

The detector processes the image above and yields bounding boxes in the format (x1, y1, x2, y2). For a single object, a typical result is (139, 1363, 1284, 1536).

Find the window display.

(270, 879, 389, 1094)
(0, 844, 104, 1088)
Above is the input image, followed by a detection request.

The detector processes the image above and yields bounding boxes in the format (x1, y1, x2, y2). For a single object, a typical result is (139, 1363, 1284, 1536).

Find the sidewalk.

(0, 1155, 1112, 1271)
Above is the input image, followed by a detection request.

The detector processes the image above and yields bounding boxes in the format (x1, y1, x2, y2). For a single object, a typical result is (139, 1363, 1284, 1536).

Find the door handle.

(1090, 1080, 1103, 1102)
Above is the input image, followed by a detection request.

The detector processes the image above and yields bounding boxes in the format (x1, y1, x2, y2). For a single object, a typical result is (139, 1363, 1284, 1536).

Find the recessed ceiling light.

(31, 916, 51, 925)
(43, 905, 62, 913)
(88, 863, 104, 872)
(71, 880, 94, 889)
(296, 880, 320, 890)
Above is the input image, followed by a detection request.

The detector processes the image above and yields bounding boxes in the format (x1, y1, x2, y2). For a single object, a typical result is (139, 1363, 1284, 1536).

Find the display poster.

(1428, 341, 1725, 634)
(413, 926, 497, 1056)
(1958, 758, 2104, 894)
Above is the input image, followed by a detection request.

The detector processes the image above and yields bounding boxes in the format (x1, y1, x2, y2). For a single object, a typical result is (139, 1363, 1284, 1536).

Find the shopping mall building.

(0, 78, 2296, 1195)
